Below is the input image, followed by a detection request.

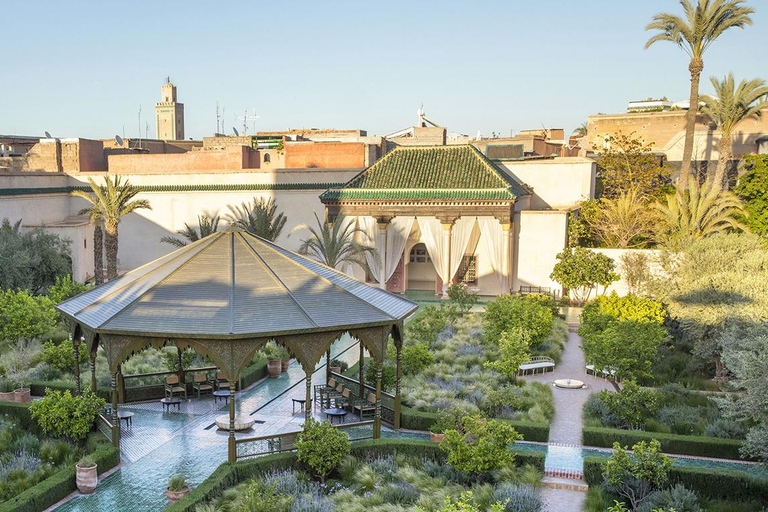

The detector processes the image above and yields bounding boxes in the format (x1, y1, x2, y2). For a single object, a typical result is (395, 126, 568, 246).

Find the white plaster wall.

(499, 157, 596, 210)
(588, 248, 662, 297)
(513, 211, 568, 294)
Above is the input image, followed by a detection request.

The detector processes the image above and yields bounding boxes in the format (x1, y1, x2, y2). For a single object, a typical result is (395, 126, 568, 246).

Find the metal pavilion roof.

(57, 229, 418, 339)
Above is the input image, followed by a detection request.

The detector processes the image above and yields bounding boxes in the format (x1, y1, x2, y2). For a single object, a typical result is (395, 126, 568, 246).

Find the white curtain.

(356, 216, 381, 282)
(449, 217, 479, 280)
(479, 217, 505, 288)
(416, 217, 447, 282)
(384, 216, 415, 283)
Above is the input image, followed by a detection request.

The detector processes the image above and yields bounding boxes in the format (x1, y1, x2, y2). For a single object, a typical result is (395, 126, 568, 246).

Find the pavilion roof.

(57, 229, 417, 339)
(319, 145, 531, 202)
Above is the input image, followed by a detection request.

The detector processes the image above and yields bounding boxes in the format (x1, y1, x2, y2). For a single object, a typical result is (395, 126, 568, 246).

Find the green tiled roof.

(320, 145, 530, 202)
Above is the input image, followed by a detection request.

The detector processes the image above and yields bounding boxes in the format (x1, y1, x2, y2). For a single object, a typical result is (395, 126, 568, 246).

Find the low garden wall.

(167, 439, 546, 512)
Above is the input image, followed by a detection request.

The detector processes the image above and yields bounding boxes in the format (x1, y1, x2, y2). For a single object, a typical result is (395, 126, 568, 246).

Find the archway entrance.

(406, 243, 437, 292)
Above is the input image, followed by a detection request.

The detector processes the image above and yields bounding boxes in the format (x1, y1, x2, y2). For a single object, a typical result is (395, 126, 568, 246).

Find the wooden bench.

(518, 356, 556, 376)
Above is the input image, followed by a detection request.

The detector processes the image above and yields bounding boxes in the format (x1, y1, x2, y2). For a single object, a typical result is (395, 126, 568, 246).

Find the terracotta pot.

(267, 360, 282, 378)
(13, 388, 31, 403)
(76, 464, 98, 494)
(430, 432, 445, 443)
(166, 486, 190, 503)
(0, 391, 14, 402)
(281, 359, 290, 372)
(330, 366, 341, 374)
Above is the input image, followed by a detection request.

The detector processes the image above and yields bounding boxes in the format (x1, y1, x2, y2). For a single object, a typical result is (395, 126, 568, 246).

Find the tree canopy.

(594, 132, 671, 199)
(550, 247, 619, 304)
(0, 219, 72, 293)
(735, 155, 768, 235)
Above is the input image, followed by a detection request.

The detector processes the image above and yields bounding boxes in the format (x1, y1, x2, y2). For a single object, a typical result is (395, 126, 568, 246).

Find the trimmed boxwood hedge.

(29, 381, 112, 402)
(0, 437, 120, 512)
(583, 456, 768, 503)
(400, 407, 550, 442)
(168, 439, 545, 512)
(582, 426, 748, 460)
(240, 359, 268, 389)
(0, 402, 35, 431)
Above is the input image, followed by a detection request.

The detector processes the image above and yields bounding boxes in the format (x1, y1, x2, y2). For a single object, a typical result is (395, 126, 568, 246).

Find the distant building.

(155, 78, 185, 141)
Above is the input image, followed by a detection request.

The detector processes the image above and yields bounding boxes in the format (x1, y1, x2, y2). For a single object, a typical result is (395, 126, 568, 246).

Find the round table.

(117, 411, 134, 428)
(213, 390, 229, 405)
(292, 397, 310, 414)
(324, 408, 348, 424)
(160, 397, 182, 412)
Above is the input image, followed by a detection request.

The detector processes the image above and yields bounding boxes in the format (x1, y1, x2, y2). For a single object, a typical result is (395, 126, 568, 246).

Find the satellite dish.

(44, 131, 52, 139)
(115, 135, 124, 147)
(233, 127, 240, 136)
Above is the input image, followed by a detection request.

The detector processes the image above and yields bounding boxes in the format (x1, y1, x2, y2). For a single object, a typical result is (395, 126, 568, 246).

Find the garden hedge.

(0, 436, 120, 512)
(167, 439, 546, 512)
(29, 381, 112, 401)
(239, 359, 268, 389)
(582, 426, 748, 460)
(400, 407, 550, 442)
(583, 456, 768, 503)
(0, 402, 34, 431)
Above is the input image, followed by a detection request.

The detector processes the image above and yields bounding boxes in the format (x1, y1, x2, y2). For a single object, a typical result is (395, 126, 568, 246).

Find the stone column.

(72, 334, 81, 396)
(501, 222, 512, 294)
(111, 370, 120, 448)
(441, 221, 453, 298)
(227, 381, 236, 463)
(304, 370, 312, 423)
(394, 343, 402, 430)
(377, 220, 388, 290)
(373, 361, 383, 439)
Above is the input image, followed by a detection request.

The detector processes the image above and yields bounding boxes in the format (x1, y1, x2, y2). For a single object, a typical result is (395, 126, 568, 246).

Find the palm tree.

(72, 176, 151, 281)
(290, 213, 378, 272)
(589, 189, 655, 248)
(161, 214, 221, 248)
(700, 73, 768, 188)
(572, 122, 588, 137)
(645, 0, 754, 186)
(77, 204, 105, 285)
(227, 197, 286, 241)
(652, 176, 745, 248)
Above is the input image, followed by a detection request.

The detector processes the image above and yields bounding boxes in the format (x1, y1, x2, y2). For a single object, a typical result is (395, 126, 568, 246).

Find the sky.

(1, 1, 766, 140)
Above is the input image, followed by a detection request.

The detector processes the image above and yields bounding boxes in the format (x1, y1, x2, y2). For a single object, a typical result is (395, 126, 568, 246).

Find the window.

(456, 255, 478, 285)
(409, 246, 431, 264)
(264, 153, 271, 164)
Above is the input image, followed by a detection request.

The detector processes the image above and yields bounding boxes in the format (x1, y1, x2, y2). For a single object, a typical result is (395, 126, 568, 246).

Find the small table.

(292, 397, 311, 414)
(213, 390, 229, 405)
(117, 411, 134, 429)
(324, 408, 348, 424)
(160, 397, 182, 412)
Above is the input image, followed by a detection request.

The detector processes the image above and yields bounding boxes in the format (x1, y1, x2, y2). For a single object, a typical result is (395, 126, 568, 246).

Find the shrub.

(447, 283, 479, 315)
(604, 440, 671, 511)
(484, 328, 532, 380)
(381, 482, 420, 505)
(364, 361, 396, 392)
(483, 295, 554, 348)
(581, 293, 666, 329)
(41, 339, 88, 375)
(637, 484, 703, 512)
(441, 415, 522, 484)
(600, 381, 661, 430)
(406, 305, 453, 347)
(492, 482, 543, 512)
(237, 481, 292, 511)
(704, 419, 747, 440)
(582, 321, 668, 381)
(169, 474, 187, 492)
(401, 343, 435, 376)
(29, 389, 105, 441)
(296, 419, 350, 483)
(328, 358, 349, 373)
(419, 491, 506, 512)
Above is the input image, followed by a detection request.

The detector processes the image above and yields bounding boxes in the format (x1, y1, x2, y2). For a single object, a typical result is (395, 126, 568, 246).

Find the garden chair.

(192, 373, 213, 398)
(314, 377, 337, 405)
(353, 393, 377, 420)
(334, 388, 352, 409)
(165, 376, 187, 399)
(215, 372, 231, 391)
(324, 382, 344, 408)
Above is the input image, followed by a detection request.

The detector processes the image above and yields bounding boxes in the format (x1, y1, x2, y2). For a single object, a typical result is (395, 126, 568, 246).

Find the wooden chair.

(165, 376, 187, 399)
(215, 372, 231, 391)
(334, 388, 352, 409)
(314, 377, 337, 406)
(353, 393, 377, 419)
(193, 373, 213, 398)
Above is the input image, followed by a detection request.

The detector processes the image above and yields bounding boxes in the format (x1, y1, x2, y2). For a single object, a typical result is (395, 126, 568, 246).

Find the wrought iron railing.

(235, 420, 375, 461)
(329, 372, 396, 425)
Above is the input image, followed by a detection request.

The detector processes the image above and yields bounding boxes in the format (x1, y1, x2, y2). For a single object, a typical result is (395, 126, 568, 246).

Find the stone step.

(544, 467, 583, 480)
(541, 476, 588, 492)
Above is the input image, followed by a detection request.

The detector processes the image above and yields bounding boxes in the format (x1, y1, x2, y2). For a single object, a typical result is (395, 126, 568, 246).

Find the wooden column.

(90, 351, 97, 393)
(501, 222, 512, 294)
(377, 220, 388, 290)
(227, 381, 236, 463)
(72, 334, 81, 396)
(394, 343, 402, 430)
(441, 221, 453, 298)
(373, 361, 383, 438)
(304, 370, 312, 423)
(177, 346, 185, 397)
(358, 342, 365, 400)
(111, 370, 120, 448)
(117, 364, 125, 403)
(325, 349, 331, 381)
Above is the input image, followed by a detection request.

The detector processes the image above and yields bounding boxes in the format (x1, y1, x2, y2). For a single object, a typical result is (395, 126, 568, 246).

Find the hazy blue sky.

(2, 1, 765, 140)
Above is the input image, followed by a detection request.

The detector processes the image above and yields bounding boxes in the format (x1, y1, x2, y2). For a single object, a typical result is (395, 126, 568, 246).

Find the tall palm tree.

(652, 176, 745, 248)
(645, 0, 754, 186)
(590, 189, 655, 248)
(227, 197, 286, 241)
(572, 122, 588, 137)
(290, 213, 378, 272)
(161, 213, 221, 248)
(78, 204, 105, 285)
(700, 73, 768, 188)
(72, 176, 151, 281)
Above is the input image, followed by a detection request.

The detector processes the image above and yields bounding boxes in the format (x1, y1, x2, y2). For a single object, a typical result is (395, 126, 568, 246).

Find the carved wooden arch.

(280, 331, 346, 374)
(348, 325, 392, 366)
(391, 322, 404, 349)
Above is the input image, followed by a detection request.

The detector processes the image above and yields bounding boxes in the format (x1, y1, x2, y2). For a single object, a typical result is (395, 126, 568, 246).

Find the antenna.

(216, 101, 220, 135)
(115, 135, 124, 147)
(145, 121, 150, 140)
(138, 105, 142, 148)
(236, 108, 259, 135)
(44, 131, 52, 139)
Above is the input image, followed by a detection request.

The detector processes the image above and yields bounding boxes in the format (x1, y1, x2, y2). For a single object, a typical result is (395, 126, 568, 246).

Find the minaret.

(155, 77, 185, 140)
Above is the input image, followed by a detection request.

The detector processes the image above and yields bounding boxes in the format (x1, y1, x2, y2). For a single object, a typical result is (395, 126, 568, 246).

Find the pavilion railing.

(97, 413, 113, 443)
(122, 366, 218, 402)
(330, 372, 396, 425)
(234, 420, 375, 461)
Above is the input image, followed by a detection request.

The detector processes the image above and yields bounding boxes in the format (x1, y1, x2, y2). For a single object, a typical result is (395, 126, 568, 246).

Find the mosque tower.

(155, 77, 185, 140)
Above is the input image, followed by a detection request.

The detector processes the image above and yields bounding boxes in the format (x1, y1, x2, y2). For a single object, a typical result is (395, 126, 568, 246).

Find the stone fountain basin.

(553, 379, 586, 389)
(215, 414, 255, 431)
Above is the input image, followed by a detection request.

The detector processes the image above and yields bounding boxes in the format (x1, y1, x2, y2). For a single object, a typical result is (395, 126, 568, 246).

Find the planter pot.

(166, 486, 190, 503)
(430, 432, 445, 443)
(267, 360, 282, 378)
(76, 464, 98, 494)
(13, 388, 31, 403)
(0, 391, 14, 402)
(281, 359, 290, 372)
(330, 366, 341, 374)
